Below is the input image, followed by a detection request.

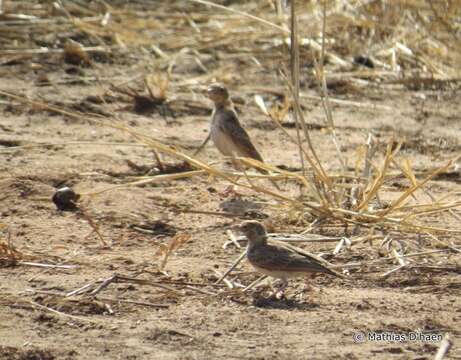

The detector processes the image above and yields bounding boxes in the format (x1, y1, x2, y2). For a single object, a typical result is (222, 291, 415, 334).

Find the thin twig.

(225, 229, 242, 249)
(26, 289, 169, 308)
(380, 264, 408, 278)
(30, 301, 98, 323)
(434, 334, 452, 360)
(215, 249, 247, 284)
(90, 274, 118, 296)
(243, 275, 268, 292)
(18, 262, 77, 269)
(185, 285, 217, 296)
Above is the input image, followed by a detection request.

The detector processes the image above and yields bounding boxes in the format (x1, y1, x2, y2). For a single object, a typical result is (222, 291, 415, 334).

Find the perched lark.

(237, 220, 344, 297)
(206, 83, 279, 190)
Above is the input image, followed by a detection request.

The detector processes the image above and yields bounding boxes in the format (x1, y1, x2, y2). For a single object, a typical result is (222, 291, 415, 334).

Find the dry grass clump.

(2, 1, 460, 77)
(0, 224, 23, 267)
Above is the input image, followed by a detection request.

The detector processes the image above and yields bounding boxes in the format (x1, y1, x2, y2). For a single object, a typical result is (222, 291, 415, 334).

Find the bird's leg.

(231, 158, 243, 182)
(270, 278, 288, 300)
(221, 184, 240, 198)
(221, 158, 242, 197)
(268, 279, 278, 293)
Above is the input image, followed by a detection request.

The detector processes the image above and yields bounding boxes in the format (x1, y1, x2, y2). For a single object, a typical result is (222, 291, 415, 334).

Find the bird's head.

(236, 220, 267, 246)
(207, 83, 230, 106)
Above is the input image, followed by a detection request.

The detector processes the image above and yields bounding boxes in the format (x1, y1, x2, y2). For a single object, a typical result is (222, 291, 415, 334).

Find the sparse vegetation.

(0, 1, 459, 359)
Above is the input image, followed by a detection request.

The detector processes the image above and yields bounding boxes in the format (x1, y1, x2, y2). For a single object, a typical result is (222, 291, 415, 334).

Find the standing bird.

(205, 83, 279, 190)
(237, 220, 345, 298)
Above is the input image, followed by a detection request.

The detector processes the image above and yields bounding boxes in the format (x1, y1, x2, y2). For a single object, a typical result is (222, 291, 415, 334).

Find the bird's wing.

(216, 109, 264, 162)
(259, 242, 345, 278)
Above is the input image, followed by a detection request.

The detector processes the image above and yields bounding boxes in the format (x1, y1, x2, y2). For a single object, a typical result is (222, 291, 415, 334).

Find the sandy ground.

(1, 2, 461, 360)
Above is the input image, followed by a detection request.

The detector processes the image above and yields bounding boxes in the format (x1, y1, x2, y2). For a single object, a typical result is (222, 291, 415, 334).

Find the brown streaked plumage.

(207, 83, 264, 168)
(237, 220, 345, 296)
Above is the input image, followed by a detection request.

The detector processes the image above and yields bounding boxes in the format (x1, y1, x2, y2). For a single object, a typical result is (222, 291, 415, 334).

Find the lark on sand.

(206, 83, 279, 191)
(237, 220, 345, 298)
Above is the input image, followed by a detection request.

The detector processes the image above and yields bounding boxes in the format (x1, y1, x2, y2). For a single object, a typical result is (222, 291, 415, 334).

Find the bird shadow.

(219, 198, 263, 215)
(251, 294, 320, 311)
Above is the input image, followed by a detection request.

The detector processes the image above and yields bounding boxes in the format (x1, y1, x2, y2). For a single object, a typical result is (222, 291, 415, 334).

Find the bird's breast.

(210, 120, 237, 156)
